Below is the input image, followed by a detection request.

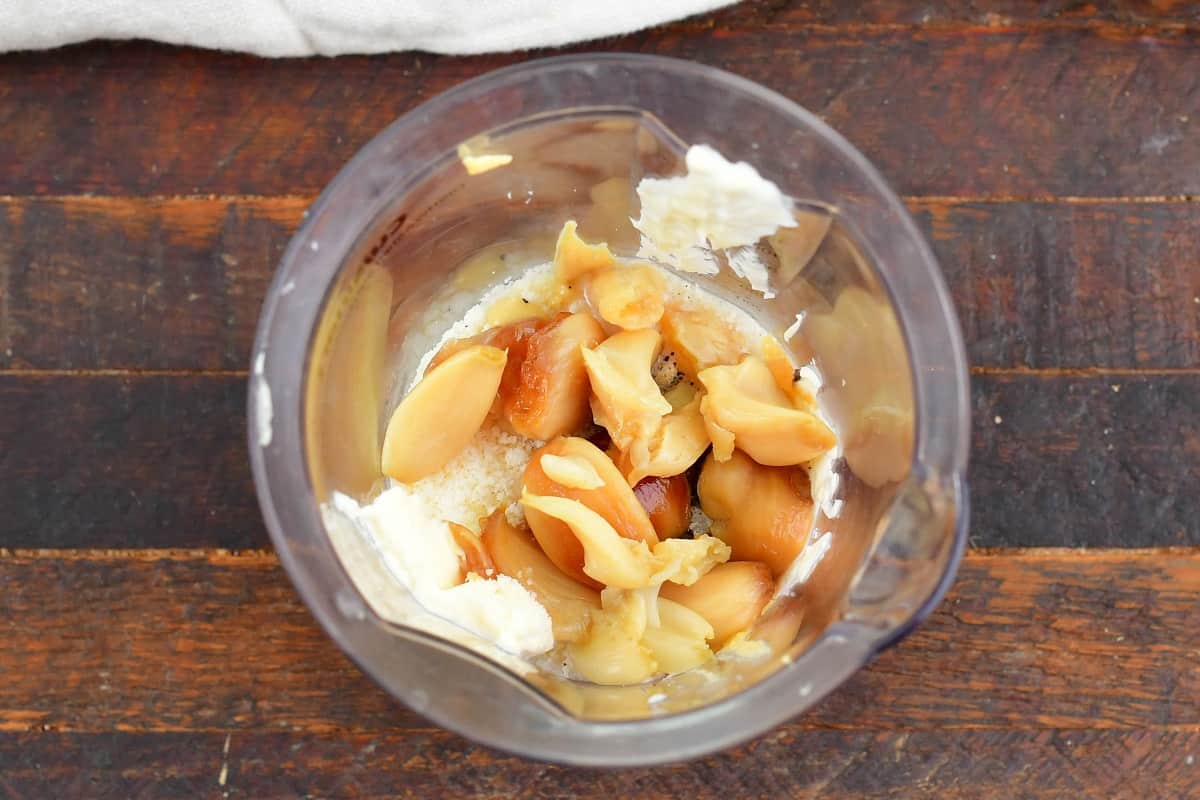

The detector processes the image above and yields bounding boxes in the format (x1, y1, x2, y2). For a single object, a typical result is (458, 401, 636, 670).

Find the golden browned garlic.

(448, 521, 496, 581)
(522, 437, 658, 588)
(581, 329, 673, 452)
(381, 344, 508, 482)
(586, 263, 666, 330)
(698, 356, 835, 467)
(553, 220, 616, 282)
(375, 218, 839, 686)
(659, 306, 747, 380)
(505, 312, 605, 440)
(697, 448, 814, 576)
(659, 561, 775, 647)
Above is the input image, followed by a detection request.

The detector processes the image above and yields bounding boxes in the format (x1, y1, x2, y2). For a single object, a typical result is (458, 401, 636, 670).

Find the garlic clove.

(447, 521, 496, 581)
(698, 356, 836, 466)
(520, 492, 657, 589)
(586, 263, 666, 331)
(567, 611, 657, 685)
(659, 306, 747, 380)
(522, 437, 659, 587)
(656, 597, 715, 641)
(696, 449, 814, 576)
(480, 510, 599, 643)
(641, 624, 712, 675)
(581, 329, 672, 452)
(554, 220, 616, 283)
(381, 345, 507, 483)
(632, 474, 692, 539)
(539, 453, 605, 490)
(659, 560, 775, 647)
(746, 594, 806, 654)
(620, 393, 710, 485)
(505, 312, 605, 440)
(427, 316, 551, 416)
(643, 596, 716, 673)
(761, 335, 816, 411)
(521, 490, 726, 590)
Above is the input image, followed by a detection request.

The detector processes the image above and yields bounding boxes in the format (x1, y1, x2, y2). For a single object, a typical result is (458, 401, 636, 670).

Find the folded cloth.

(0, 0, 734, 56)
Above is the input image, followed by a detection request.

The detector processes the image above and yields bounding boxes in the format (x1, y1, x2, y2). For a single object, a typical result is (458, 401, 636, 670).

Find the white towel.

(0, 0, 734, 57)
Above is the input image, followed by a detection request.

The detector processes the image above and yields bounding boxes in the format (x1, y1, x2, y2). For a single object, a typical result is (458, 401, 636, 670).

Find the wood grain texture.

(1, 730, 1197, 800)
(0, 375, 258, 549)
(3, 29, 1200, 197)
(973, 374, 1200, 547)
(709, 0, 1200, 27)
(2, 373, 1196, 549)
(2, 197, 1197, 371)
(0, 197, 301, 371)
(912, 200, 1200, 371)
(1, 550, 1197, 735)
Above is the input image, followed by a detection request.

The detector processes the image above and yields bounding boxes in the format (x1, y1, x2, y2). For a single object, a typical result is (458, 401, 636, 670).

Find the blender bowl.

(247, 54, 970, 766)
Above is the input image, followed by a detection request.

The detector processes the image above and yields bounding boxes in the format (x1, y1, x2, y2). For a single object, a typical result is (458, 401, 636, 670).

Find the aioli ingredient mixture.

(334, 147, 839, 685)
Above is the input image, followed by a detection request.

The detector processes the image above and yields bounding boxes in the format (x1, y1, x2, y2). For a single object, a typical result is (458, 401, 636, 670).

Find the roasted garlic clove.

(554, 220, 616, 283)
(539, 453, 605, 490)
(745, 594, 806, 654)
(480, 510, 599, 643)
(641, 625, 712, 675)
(696, 449, 814, 576)
(647, 535, 730, 586)
(659, 306, 747, 380)
(382, 345, 508, 483)
(505, 312, 605, 440)
(521, 492, 657, 589)
(760, 335, 816, 411)
(642, 598, 716, 674)
(619, 392, 710, 485)
(568, 607, 656, 685)
(522, 488, 728, 590)
(581, 329, 672, 451)
(659, 561, 775, 647)
(448, 521, 496, 580)
(586, 263, 666, 330)
(698, 356, 836, 466)
(632, 474, 692, 539)
(704, 414, 737, 463)
(656, 596, 715, 641)
(427, 317, 551, 417)
(522, 437, 658, 588)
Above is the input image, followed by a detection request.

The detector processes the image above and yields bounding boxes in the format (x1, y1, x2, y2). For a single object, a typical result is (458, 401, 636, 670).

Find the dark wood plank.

(0, 198, 301, 371)
(1, 550, 1197, 734)
(913, 201, 1200, 371)
(710, 0, 1200, 27)
(3, 29, 1200, 197)
(3, 197, 1198, 371)
(0, 375, 259, 549)
(1, 729, 1196, 799)
(1, 373, 1196, 549)
(973, 373, 1200, 547)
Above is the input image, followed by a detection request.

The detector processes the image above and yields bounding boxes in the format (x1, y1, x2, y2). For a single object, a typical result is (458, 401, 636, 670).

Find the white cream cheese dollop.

(634, 144, 796, 297)
(333, 488, 554, 658)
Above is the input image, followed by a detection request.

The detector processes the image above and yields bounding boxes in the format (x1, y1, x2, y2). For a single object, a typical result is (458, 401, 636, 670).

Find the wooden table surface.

(2, 2, 1199, 797)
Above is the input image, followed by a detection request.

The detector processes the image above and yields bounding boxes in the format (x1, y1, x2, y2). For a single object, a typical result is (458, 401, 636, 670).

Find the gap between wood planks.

(1, 547, 1197, 562)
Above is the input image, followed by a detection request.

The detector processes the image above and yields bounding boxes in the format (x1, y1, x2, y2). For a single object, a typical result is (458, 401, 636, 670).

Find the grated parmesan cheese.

(403, 425, 540, 531)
